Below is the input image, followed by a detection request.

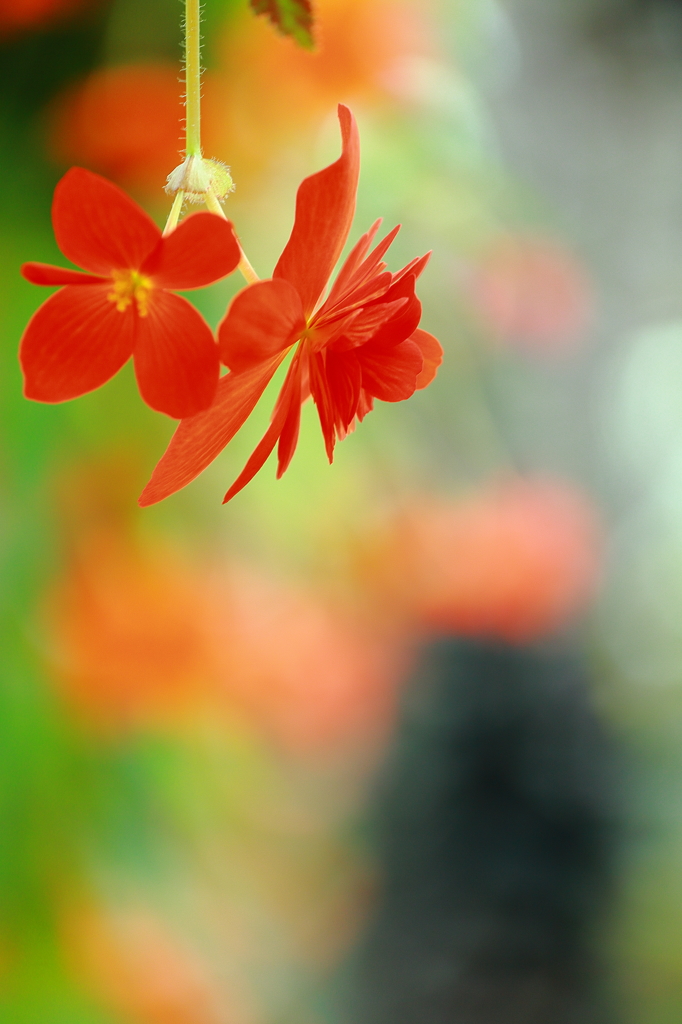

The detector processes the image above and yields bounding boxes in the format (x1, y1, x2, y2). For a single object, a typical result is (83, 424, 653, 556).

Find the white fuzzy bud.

(165, 155, 234, 203)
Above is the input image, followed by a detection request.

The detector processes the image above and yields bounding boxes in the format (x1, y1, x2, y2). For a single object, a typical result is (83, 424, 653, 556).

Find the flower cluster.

(20, 106, 442, 504)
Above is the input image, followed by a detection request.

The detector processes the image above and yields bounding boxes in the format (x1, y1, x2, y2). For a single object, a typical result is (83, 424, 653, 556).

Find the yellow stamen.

(108, 270, 153, 316)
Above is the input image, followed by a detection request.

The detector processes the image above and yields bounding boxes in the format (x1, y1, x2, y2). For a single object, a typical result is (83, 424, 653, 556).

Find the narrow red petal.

(132, 291, 219, 419)
(336, 297, 408, 348)
(309, 350, 337, 462)
(324, 219, 382, 307)
(326, 348, 362, 433)
(20, 285, 134, 402)
(353, 224, 401, 285)
(218, 279, 305, 371)
(394, 251, 431, 283)
(356, 390, 374, 422)
(138, 355, 285, 506)
(142, 213, 241, 289)
(365, 274, 422, 349)
(53, 167, 160, 274)
(413, 328, 443, 389)
(22, 262, 107, 286)
(359, 337, 424, 402)
(274, 104, 360, 316)
(318, 271, 393, 323)
(276, 353, 306, 477)
(223, 352, 303, 503)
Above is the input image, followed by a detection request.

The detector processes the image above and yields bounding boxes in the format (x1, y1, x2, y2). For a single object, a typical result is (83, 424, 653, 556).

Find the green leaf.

(249, 0, 315, 49)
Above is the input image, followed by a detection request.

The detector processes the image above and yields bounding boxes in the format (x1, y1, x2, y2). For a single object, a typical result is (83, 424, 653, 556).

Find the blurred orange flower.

(43, 532, 214, 730)
(205, 566, 403, 756)
(361, 479, 601, 643)
(46, 0, 433, 193)
(468, 236, 592, 353)
(212, 0, 433, 180)
(0, 0, 95, 33)
(40, 460, 404, 750)
(64, 903, 242, 1024)
(40, 460, 214, 730)
(47, 64, 197, 195)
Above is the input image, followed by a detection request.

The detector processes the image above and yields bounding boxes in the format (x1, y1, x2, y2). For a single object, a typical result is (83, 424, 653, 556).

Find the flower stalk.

(184, 0, 202, 158)
(163, 0, 257, 284)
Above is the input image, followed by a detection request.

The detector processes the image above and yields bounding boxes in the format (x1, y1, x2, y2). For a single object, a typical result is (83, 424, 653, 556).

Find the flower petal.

(359, 337, 424, 402)
(53, 167, 160, 274)
(324, 219, 382, 307)
(138, 355, 285, 506)
(22, 262, 107, 286)
(132, 291, 220, 419)
(309, 351, 336, 462)
(326, 348, 362, 434)
(142, 213, 241, 289)
(413, 328, 443, 389)
(335, 297, 408, 349)
(223, 352, 304, 503)
(394, 251, 431, 283)
(20, 285, 134, 402)
(364, 273, 422, 349)
(218, 278, 305, 372)
(274, 104, 360, 316)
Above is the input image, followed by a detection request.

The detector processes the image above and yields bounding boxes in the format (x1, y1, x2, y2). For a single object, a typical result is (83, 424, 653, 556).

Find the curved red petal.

(324, 219, 382, 307)
(19, 285, 134, 402)
(335, 297, 408, 349)
(394, 251, 431, 283)
(218, 278, 305, 371)
(132, 291, 219, 419)
(22, 262, 107, 286)
(142, 213, 241, 289)
(274, 104, 360, 316)
(277, 350, 307, 477)
(309, 351, 336, 463)
(53, 167, 160, 274)
(223, 352, 304, 503)
(326, 348, 362, 433)
(413, 328, 443, 389)
(138, 355, 285, 506)
(363, 274, 422, 350)
(360, 337, 424, 402)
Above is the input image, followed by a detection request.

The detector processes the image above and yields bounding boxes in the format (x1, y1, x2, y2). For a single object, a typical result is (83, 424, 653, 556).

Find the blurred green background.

(2, 0, 682, 1021)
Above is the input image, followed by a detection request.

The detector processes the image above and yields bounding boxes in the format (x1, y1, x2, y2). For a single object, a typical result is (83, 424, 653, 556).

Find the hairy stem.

(184, 0, 202, 157)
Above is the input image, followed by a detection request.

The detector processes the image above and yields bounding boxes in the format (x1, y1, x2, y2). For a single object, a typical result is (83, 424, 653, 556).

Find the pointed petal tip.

(137, 489, 155, 508)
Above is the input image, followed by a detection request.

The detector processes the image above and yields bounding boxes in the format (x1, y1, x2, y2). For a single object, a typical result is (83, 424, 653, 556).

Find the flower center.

(108, 269, 153, 316)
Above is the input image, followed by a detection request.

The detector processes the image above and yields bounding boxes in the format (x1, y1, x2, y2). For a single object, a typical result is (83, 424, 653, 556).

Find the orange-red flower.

(468, 236, 591, 354)
(47, 64, 194, 195)
(358, 480, 601, 643)
(20, 167, 241, 419)
(140, 105, 442, 505)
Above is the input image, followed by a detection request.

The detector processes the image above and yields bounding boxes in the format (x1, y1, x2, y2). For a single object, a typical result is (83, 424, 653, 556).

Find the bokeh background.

(2, 0, 682, 1021)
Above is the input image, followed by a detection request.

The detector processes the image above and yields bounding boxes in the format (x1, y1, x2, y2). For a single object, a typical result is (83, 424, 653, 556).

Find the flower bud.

(165, 155, 234, 203)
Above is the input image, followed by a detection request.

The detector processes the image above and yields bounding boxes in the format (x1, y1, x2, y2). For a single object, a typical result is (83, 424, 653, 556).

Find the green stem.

(184, 0, 202, 157)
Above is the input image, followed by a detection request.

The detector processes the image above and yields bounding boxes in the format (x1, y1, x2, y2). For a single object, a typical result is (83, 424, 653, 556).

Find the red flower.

(140, 105, 442, 505)
(20, 167, 241, 419)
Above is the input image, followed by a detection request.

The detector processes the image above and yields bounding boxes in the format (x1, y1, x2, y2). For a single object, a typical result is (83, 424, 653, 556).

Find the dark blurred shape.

(350, 638, 618, 1024)
(584, 0, 682, 52)
(0, 0, 110, 126)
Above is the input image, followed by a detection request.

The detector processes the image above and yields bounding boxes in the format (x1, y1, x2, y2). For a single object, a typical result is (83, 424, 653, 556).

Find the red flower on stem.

(140, 104, 442, 505)
(20, 168, 241, 419)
